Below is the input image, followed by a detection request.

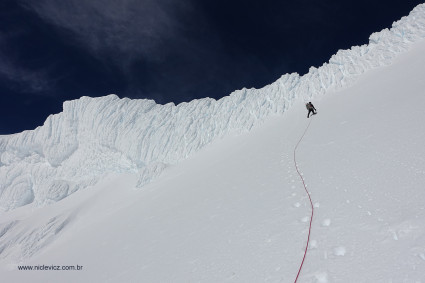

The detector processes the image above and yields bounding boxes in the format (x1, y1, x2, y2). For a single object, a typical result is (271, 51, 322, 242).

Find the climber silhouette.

(306, 102, 317, 118)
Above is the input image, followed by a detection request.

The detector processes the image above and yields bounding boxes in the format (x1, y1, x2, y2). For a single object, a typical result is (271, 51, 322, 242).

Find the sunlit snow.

(1, 3, 425, 283)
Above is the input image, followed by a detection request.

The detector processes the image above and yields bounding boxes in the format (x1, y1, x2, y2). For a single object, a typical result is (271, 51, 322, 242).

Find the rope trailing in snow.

(293, 118, 314, 283)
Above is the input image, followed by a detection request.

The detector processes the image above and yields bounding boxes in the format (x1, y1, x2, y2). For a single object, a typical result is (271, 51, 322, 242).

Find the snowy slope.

(1, 4, 425, 212)
(1, 4, 425, 283)
(1, 38, 425, 283)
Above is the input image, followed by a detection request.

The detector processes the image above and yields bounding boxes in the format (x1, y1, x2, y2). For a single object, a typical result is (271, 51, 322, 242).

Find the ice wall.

(1, 4, 425, 211)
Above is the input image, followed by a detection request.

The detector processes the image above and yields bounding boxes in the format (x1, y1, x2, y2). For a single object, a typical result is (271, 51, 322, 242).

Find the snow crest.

(1, 4, 425, 211)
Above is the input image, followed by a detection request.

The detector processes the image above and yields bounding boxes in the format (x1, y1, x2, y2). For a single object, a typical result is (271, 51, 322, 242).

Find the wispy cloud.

(0, 33, 52, 94)
(0, 59, 50, 93)
(20, 0, 193, 65)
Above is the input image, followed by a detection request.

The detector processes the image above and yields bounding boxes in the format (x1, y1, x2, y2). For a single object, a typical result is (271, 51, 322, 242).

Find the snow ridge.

(1, 4, 425, 211)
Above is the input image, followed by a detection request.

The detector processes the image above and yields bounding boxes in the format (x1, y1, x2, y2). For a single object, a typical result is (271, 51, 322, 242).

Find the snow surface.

(1, 4, 425, 212)
(1, 3, 425, 283)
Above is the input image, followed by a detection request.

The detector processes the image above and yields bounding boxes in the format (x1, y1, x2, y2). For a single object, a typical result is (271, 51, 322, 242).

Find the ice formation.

(1, 4, 425, 212)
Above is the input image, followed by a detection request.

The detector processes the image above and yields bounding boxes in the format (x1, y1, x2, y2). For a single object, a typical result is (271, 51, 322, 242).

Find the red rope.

(293, 118, 314, 283)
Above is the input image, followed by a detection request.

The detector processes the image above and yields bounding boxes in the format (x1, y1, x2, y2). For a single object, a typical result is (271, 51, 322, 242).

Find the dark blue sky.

(1, 0, 423, 134)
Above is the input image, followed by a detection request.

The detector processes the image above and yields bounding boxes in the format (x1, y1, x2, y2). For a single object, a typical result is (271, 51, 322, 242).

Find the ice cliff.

(1, 4, 425, 212)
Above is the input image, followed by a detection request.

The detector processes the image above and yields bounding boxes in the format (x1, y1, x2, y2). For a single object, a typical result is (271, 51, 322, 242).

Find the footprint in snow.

(293, 202, 301, 208)
(309, 240, 318, 249)
(333, 246, 346, 256)
(301, 216, 310, 223)
(321, 219, 331, 227)
(314, 272, 329, 283)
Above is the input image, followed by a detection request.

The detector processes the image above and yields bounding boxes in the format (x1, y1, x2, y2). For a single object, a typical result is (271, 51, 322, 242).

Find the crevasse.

(1, 4, 425, 211)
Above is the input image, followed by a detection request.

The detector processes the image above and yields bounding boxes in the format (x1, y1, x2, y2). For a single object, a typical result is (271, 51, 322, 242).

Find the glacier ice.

(1, 4, 425, 212)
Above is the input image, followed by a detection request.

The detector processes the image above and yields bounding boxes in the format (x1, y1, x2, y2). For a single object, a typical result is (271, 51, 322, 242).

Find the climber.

(306, 102, 317, 118)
